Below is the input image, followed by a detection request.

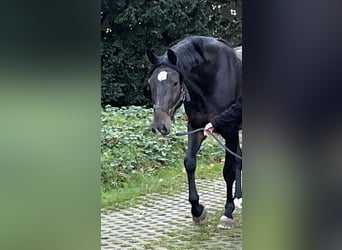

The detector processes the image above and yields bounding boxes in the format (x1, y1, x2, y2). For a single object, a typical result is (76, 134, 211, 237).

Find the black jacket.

(211, 95, 242, 133)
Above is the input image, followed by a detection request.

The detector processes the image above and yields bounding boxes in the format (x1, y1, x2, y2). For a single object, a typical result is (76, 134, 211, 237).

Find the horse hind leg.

(234, 144, 242, 199)
(233, 144, 243, 211)
(218, 135, 239, 229)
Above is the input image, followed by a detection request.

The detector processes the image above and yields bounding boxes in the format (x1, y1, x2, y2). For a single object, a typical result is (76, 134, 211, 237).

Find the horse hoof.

(192, 207, 208, 225)
(217, 215, 234, 229)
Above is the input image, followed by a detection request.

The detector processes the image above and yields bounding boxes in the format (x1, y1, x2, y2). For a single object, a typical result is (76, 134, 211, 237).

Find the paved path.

(101, 179, 242, 249)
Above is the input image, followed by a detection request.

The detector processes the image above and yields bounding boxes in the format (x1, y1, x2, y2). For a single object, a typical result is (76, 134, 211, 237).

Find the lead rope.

(175, 128, 242, 160)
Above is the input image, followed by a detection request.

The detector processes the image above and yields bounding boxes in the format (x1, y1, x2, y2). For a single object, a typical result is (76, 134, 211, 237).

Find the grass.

(101, 160, 224, 210)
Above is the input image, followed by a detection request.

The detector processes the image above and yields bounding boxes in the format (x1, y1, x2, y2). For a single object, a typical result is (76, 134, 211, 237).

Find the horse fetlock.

(191, 203, 205, 217)
(192, 206, 208, 225)
(224, 202, 235, 218)
(234, 187, 242, 199)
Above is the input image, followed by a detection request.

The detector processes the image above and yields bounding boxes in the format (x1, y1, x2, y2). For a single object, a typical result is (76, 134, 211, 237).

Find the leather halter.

(153, 83, 190, 117)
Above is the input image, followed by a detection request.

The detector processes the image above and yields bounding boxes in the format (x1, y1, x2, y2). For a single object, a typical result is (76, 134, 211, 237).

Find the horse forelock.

(148, 62, 183, 80)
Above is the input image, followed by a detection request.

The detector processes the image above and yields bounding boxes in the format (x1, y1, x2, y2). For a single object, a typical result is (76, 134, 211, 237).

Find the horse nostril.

(159, 124, 169, 135)
(151, 126, 157, 134)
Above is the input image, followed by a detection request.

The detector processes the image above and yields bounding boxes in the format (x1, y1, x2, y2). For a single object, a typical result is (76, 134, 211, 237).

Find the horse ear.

(167, 49, 177, 65)
(146, 49, 160, 65)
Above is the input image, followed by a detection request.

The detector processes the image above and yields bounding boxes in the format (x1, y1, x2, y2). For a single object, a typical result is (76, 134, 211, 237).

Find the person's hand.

(204, 122, 214, 137)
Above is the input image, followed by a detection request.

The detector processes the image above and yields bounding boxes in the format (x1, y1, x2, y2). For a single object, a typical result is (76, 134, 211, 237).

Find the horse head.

(146, 49, 188, 136)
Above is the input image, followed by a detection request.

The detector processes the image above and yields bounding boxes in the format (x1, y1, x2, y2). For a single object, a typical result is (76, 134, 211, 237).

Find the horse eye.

(173, 82, 178, 86)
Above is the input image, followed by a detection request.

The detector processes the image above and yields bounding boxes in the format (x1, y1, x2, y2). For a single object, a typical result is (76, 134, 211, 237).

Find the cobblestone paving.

(101, 179, 242, 249)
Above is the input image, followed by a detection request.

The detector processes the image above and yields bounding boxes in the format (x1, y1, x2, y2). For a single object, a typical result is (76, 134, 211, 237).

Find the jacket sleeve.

(211, 95, 242, 131)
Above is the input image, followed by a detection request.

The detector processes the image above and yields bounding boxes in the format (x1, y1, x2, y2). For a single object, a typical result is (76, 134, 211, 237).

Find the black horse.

(147, 36, 242, 229)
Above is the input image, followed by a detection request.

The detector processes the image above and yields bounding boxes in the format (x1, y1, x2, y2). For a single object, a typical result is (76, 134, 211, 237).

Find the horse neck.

(182, 74, 210, 114)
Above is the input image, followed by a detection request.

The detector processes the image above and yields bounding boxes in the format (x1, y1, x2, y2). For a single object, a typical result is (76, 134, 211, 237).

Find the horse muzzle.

(151, 111, 172, 136)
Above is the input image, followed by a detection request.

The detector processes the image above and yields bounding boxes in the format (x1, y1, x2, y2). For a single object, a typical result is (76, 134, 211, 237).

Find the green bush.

(101, 0, 242, 107)
(101, 106, 225, 190)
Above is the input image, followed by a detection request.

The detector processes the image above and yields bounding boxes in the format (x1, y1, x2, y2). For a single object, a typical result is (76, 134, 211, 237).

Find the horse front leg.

(218, 132, 239, 229)
(184, 129, 207, 224)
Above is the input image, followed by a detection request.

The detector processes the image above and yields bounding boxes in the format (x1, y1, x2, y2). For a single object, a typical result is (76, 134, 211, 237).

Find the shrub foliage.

(101, 0, 242, 107)
(101, 106, 225, 190)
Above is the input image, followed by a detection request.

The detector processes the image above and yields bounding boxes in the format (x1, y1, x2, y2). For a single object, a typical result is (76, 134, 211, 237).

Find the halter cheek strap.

(183, 84, 191, 102)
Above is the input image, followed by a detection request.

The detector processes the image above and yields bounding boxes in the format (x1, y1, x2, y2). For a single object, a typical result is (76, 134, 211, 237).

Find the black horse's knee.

(184, 155, 196, 172)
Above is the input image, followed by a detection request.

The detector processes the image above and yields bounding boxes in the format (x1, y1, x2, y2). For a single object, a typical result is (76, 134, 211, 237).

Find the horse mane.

(170, 36, 209, 71)
(168, 37, 232, 111)
(149, 36, 235, 77)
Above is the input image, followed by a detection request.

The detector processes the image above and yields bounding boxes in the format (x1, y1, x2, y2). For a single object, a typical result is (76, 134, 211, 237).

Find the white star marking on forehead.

(157, 71, 168, 81)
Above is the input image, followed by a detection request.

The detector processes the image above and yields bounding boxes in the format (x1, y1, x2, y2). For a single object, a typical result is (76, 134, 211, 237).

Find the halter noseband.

(153, 83, 190, 117)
